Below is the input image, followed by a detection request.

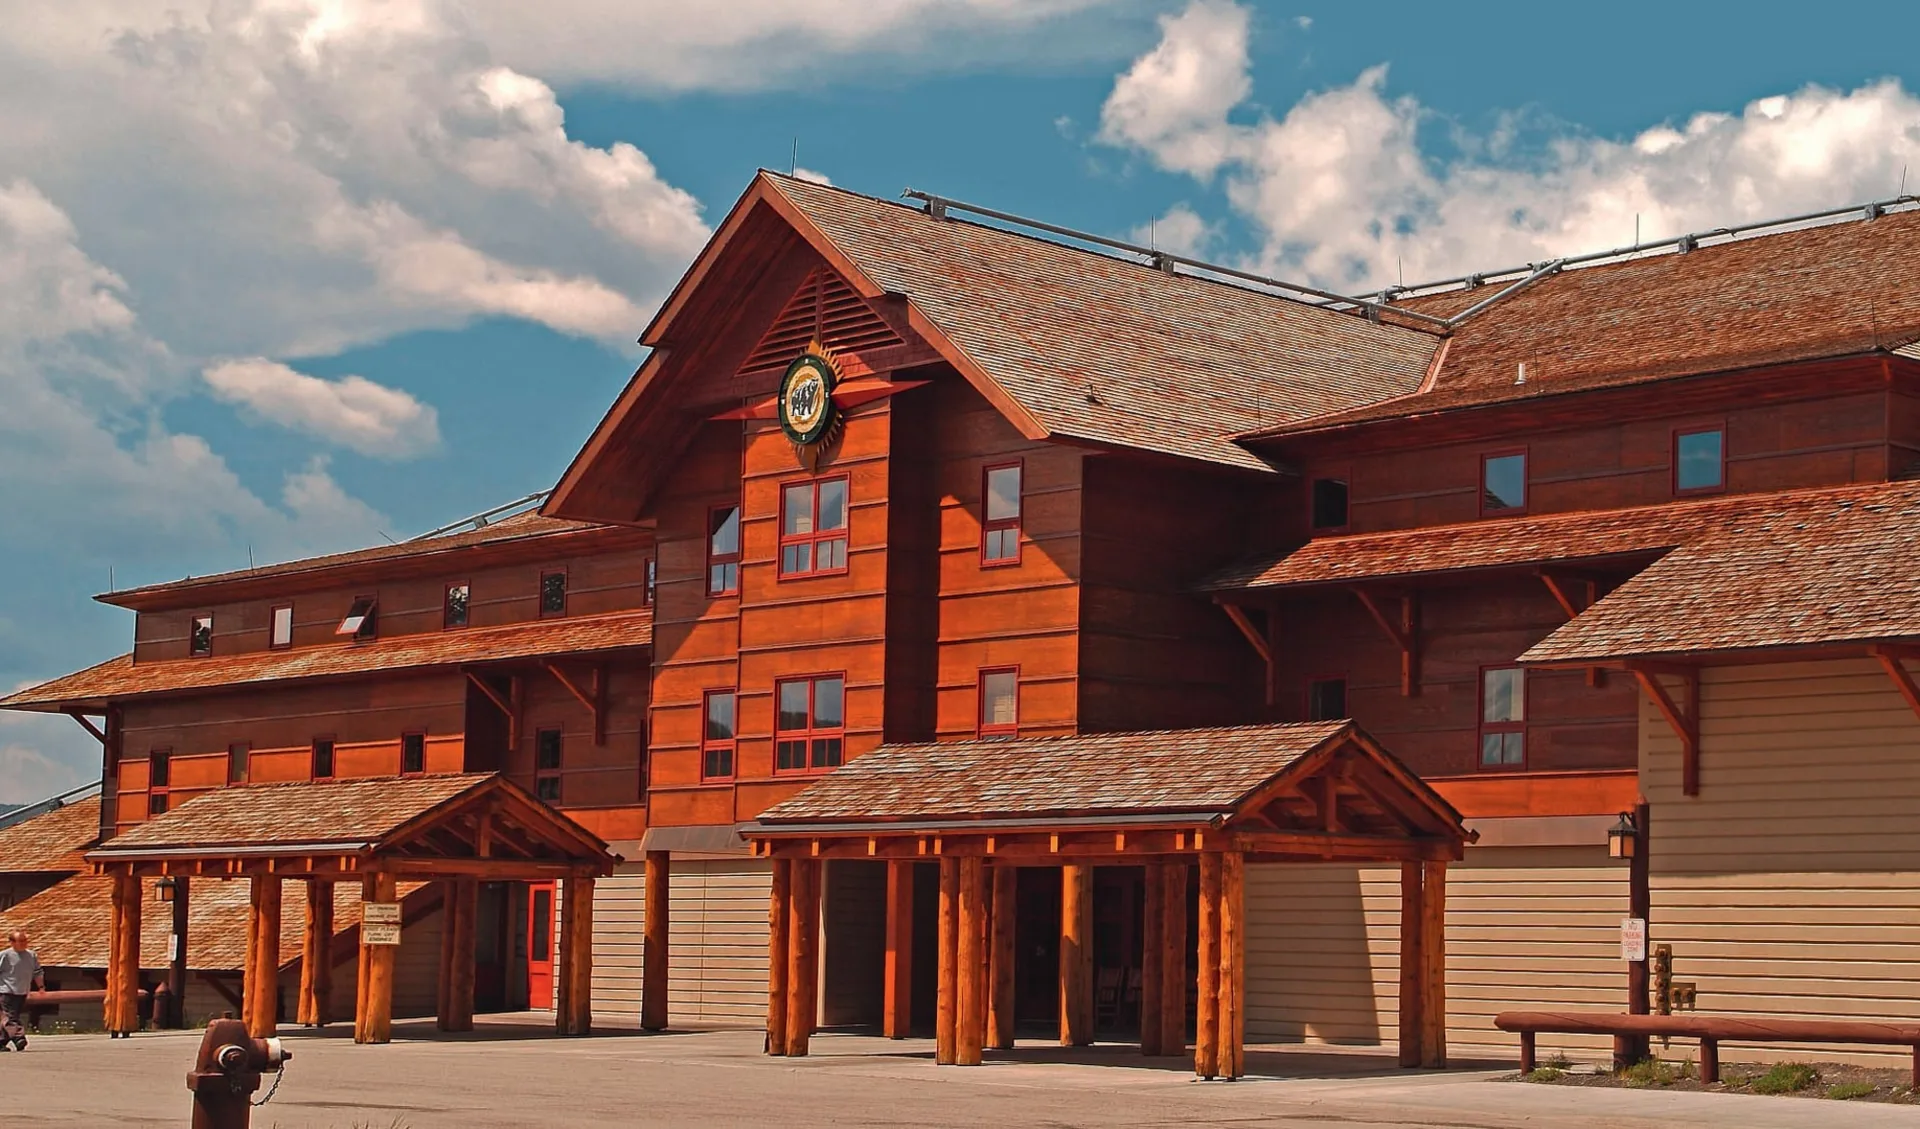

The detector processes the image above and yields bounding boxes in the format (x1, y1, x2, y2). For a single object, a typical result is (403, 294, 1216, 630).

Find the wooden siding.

(1642, 657, 1920, 1066)
(589, 859, 773, 1026)
(498, 657, 649, 809)
(1245, 846, 1627, 1060)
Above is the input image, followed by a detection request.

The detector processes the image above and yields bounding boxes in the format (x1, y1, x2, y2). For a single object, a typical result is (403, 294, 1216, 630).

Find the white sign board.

(363, 922, 403, 946)
(363, 902, 402, 925)
(1620, 917, 1648, 963)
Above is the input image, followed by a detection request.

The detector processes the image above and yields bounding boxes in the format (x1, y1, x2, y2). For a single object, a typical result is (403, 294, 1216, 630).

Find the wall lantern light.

(1607, 811, 1639, 860)
(155, 876, 177, 903)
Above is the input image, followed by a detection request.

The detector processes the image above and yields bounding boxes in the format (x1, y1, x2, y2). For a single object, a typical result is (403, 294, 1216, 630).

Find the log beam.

(1353, 589, 1421, 696)
(1629, 665, 1701, 796)
(956, 857, 986, 1066)
(1871, 646, 1920, 722)
(643, 851, 670, 1031)
(1195, 853, 1221, 1078)
(1218, 851, 1246, 1080)
(556, 877, 595, 1036)
(884, 860, 914, 1039)
(246, 875, 281, 1037)
(1398, 862, 1424, 1068)
(1059, 863, 1093, 1047)
(936, 856, 958, 1064)
(1420, 860, 1448, 1069)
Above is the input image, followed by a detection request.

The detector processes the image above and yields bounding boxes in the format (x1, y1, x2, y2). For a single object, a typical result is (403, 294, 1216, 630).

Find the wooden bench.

(1494, 1011, 1920, 1086)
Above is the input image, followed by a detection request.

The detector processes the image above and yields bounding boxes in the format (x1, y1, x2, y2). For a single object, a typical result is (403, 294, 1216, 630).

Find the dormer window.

(337, 596, 377, 640)
(189, 614, 213, 657)
(1310, 478, 1350, 532)
(540, 572, 568, 617)
(444, 584, 470, 629)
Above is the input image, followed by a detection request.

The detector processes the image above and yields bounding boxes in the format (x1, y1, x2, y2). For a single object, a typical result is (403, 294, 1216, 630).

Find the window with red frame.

(978, 668, 1018, 737)
(401, 731, 426, 775)
(779, 476, 849, 578)
(1674, 427, 1725, 494)
(1310, 478, 1350, 532)
(1479, 667, 1526, 769)
(148, 749, 172, 815)
(227, 741, 249, 784)
(775, 675, 844, 772)
(311, 737, 336, 780)
(535, 728, 563, 801)
(707, 505, 741, 596)
(1481, 452, 1527, 515)
(540, 572, 568, 617)
(981, 463, 1022, 565)
(702, 690, 737, 780)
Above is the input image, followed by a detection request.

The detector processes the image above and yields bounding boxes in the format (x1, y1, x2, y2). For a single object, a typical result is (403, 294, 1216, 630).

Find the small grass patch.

(1827, 1081, 1877, 1101)
(1750, 1062, 1819, 1095)
(1524, 1066, 1566, 1082)
(1541, 1051, 1572, 1070)
(1620, 1057, 1682, 1088)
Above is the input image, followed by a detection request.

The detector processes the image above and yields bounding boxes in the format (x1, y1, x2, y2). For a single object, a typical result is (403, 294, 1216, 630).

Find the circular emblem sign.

(779, 351, 837, 446)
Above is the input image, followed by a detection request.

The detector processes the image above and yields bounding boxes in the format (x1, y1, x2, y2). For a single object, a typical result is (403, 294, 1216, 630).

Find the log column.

(1419, 860, 1447, 1069)
(299, 879, 333, 1027)
(355, 873, 397, 1044)
(1159, 862, 1188, 1058)
(167, 875, 190, 1029)
(1194, 853, 1220, 1078)
(1218, 851, 1246, 1081)
(435, 878, 476, 1032)
(1398, 862, 1425, 1068)
(935, 856, 959, 1064)
(785, 859, 820, 1056)
(1140, 861, 1165, 1056)
(556, 876, 595, 1036)
(643, 851, 670, 1032)
(1059, 863, 1093, 1046)
(883, 860, 913, 1039)
(987, 865, 1016, 1050)
(956, 857, 987, 1065)
(766, 858, 792, 1056)
(245, 875, 282, 1037)
(106, 871, 141, 1036)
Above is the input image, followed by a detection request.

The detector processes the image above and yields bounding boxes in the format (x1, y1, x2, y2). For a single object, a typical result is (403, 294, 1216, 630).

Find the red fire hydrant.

(185, 1017, 290, 1129)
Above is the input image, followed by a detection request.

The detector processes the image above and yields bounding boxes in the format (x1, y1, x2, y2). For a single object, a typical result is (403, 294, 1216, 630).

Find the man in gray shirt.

(0, 932, 43, 1050)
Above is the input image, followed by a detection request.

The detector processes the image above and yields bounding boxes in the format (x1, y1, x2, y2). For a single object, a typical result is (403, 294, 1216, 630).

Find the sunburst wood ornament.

(710, 341, 929, 471)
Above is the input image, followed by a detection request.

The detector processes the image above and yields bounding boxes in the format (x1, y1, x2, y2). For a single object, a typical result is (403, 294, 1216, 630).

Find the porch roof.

(86, 773, 618, 881)
(746, 722, 1471, 863)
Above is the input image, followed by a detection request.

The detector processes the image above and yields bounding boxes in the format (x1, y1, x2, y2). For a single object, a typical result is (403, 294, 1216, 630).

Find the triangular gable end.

(740, 268, 905, 375)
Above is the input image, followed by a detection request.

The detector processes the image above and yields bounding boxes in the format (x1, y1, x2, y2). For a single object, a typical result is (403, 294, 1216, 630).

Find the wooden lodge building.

(5, 171, 1920, 1071)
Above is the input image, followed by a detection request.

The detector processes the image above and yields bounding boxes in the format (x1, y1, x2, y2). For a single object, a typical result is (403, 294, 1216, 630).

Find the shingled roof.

(0, 796, 99, 875)
(1520, 480, 1920, 664)
(97, 774, 490, 854)
(0, 607, 651, 712)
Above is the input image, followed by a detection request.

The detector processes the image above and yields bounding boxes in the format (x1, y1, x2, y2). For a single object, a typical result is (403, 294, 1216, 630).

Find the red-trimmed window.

(1480, 452, 1527, 516)
(535, 728, 563, 801)
(978, 668, 1018, 738)
(401, 731, 426, 775)
(707, 504, 741, 596)
(311, 737, 336, 781)
(147, 749, 172, 815)
(269, 605, 293, 650)
(981, 462, 1023, 565)
(540, 572, 568, 617)
(444, 583, 470, 629)
(1673, 427, 1725, 494)
(1310, 478, 1350, 532)
(189, 614, 213, 658)
(1306, 676, 1348, 722)
(779, 476, 850, 578)
(1478, 667, 1526, 770)
(227, 741, 249, 785)
(775, 675, 845, 772)
(702, 690, 737, 781)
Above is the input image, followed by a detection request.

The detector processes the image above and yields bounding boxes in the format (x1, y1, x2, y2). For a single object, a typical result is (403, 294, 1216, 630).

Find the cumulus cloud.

(793, 167, 834, 186)
(1133, 202, 1217, 257)
(203, 359, 441, 457)
(1100, 0, 1920, 290)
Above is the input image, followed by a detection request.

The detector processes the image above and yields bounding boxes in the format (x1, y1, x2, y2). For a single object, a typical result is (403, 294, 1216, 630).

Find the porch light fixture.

(155, 876, 177, 903)
(1607, 811, 1639, 860)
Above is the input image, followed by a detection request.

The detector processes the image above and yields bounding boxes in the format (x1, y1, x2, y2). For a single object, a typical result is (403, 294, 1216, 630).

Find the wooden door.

(526, 881, 556, 1008)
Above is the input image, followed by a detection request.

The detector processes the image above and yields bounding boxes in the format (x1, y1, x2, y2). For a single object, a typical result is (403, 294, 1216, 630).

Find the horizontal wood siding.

(589, 859, 773, 1026)
(1643, 658, 1920, 1065)
(1245, 846, 1627, 1060)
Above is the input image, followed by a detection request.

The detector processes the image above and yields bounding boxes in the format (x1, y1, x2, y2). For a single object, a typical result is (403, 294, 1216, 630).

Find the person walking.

(0, 931, 44, 1050)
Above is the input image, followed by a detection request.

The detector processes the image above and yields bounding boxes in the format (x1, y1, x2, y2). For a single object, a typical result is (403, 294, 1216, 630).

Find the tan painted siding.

(1245, 846, 1627, 1061)
(589, 859, 773, 1027)
(1642, 657, 1920, 1065)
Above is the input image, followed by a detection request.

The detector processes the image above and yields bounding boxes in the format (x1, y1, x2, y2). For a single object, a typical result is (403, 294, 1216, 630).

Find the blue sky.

(3, 0, 1919, 800)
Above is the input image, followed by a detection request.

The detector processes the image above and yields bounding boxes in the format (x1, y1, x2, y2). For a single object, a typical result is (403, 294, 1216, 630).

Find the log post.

(883, 859, 913, 1039)
(767, 858, 791, 1055)
(448, 879, 477, 1032)
(167, 875, 190, 1029)
(1059, 863, 1093, 1047)
(1195, 853, 1221, 1079)
(1398, 862, 1424, 1068)
(956, 857, 986, 1066)
(437, 881, 456, 1028)
(1160, 861, 1188, 1058)
(356, 872, 397, 1045)
(988, 865, 1017, 1050)
(643, 850, 670, 1032)
(557, 876, 595, 1036)
(299, 879, 333, 1027)
(936, 856, 959, 1065)
(1219, 851, 1246, 1081)
(106, 871, 141, 1035)
(353, 876, 372, 1042)
(1140, 862, 1165, 1056)
(1420, 860, 1447, 1069)
(247, 875, 281, 1037)
(786, 859, 820, 1057)
(1620, 799, 1652, 1068)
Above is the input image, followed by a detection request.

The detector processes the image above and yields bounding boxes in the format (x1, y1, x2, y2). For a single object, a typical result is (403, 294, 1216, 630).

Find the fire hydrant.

(185, 1018, 290, 1129)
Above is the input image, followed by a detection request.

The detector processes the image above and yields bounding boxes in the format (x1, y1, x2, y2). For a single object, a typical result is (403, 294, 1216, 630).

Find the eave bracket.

(1627, 662, 1700, 796)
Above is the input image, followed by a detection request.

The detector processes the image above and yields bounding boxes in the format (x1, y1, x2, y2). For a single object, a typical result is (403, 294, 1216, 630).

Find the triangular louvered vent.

(739, 269, 904, 373)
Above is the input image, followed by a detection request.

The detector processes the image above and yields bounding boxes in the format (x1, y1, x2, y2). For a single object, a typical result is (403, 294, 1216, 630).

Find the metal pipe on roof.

(1444, 260, 1564, 328)
(409, 491, 552, 541)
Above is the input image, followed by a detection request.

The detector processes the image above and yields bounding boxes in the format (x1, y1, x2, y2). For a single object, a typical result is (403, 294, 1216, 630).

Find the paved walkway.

(5, 1017, 1918, 1127)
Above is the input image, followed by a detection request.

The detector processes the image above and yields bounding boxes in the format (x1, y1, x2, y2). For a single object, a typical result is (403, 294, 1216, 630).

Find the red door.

(527, 882, 556, 1008)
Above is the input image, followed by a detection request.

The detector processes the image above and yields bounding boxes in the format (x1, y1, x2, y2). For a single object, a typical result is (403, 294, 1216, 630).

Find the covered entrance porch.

(86, 773, 618, 1042)
(745, 721, 1472, 1079)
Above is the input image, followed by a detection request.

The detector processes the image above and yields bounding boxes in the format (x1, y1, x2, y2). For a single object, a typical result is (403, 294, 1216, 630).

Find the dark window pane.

(337, 597, 377, 638)
(644, 559, 656, 605)
(1483, 454, 1526, 512)
(1311, 479, 1350, 530)
(1676, 429, 1724, 491)
(705, 692, 736, 741)
(312, 740, 335, 778)
(704, 747, 734, 779)
(1307, 678, 1347, 722)
(818, 478, 848, 531)
(190, 615, 212, 657)
(536, 776, 561, 801)
(541, 573, 567, 615)
(777, 681, 810, 731)
(782, 543, 811, 575)
(149, 753, 171, 787)
(445, 584, 469, 628)
(149, 792, 168, 815)
(985, 527, 1018, 563)
(531, 889, 552, 961)
(710, 505, 740, 556)
(813, 677, 844, 729)
(536, 730, 563, 770)
(228, 742, 249, 784)
(402, 733, 426, 773)
(811, 737, 843, 768)
(985, 465, 1021, 521)
(776, 739, 808, 771)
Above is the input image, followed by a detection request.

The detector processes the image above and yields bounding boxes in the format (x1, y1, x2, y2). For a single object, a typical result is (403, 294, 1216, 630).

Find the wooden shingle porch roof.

(746, 721, 1471, 863)
(86, 773, 618, 881)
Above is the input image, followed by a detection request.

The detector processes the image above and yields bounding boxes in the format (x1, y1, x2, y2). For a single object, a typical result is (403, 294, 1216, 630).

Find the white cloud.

(1100, 1, 1920, 290)
(793, 167, 834, 186)
(1133, 202, 1216, 257)
(203, 358, 441, 457)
